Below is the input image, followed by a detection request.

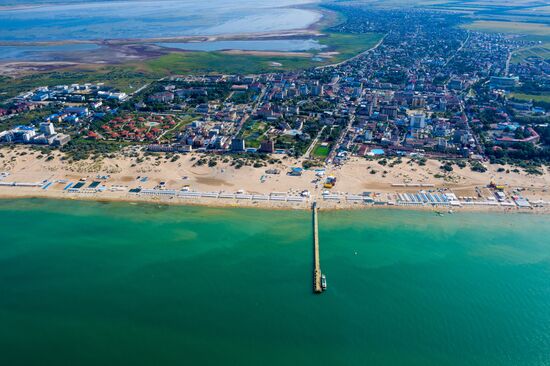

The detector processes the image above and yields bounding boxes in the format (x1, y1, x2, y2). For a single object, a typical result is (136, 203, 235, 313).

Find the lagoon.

(156, 39, 326, 52)
(0, 43, 100, 61)
(0, 0, 321, 42)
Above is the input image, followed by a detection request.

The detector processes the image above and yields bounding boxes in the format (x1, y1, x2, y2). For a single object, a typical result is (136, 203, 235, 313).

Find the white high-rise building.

(40, 122, 56, 136)
(410, 114, 426, 129)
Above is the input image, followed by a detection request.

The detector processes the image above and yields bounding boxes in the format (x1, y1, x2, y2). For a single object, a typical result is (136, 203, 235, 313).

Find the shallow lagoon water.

(0, 0, 321, 42)
(0, 43, 100, 61)
(0, 199, 549, 365)
(156, 39, 326, 52)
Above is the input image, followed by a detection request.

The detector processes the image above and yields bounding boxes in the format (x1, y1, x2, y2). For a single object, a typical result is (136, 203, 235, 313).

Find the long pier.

(312, 202, 323, 294)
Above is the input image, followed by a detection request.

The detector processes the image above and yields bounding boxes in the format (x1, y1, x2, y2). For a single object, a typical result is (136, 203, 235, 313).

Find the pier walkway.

(312, 202, 322, 294)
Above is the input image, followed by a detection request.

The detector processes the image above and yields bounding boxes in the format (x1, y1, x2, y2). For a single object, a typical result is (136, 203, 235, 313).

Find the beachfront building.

(0, 123, 70, 146)
(259, 140, 275, 153)
(231, 138, 245, 152)
(40, 122, 56, 136)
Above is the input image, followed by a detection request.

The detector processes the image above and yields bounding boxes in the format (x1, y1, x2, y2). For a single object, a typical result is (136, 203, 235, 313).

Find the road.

(315, 34, 387, 70)
(131, 75, 169, 97)
(303, 125, 326, 159)
(444, 31, 470, 67)
(326, 114, 355, 164)
(131, 83, 151, 96)
(156, 116, 188, 142)
(232, 86, 267, 138)
(505, 49, 512, 76)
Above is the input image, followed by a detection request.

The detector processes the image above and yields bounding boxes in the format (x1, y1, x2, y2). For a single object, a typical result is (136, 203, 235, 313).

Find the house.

(195, 104, 211, 114)
(495, 127, 540, 146)
(148, 92, 174, 103)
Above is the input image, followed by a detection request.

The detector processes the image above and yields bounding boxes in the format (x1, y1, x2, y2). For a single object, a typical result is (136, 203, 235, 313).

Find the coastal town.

(4, 2, 550, 365)
(1, 5, 549, 212)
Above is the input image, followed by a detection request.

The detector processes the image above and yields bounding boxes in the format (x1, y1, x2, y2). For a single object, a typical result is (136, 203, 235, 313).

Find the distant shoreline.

(0, 2, 327, 48)
(0, 3, 331, 68)
(0, 29, 325, 48)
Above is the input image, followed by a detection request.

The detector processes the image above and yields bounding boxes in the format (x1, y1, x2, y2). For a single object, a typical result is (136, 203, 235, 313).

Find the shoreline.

(0, 2, 333, 70)
(0, 3, 328, 48)
(0, 30, 325, 48)
(0, 189, 547, 215)
(1, 147, 549, 215)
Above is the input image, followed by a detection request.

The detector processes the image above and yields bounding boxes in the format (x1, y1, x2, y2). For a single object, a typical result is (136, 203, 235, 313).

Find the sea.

(0, 198, 549, 365)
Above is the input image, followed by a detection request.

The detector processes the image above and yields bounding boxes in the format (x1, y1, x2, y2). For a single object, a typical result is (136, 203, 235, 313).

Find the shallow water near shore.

(0, 198, 549, 365)
(156, 39, 326, 52)
(0, 43, 101, 61)
(0, 0, 321, 42)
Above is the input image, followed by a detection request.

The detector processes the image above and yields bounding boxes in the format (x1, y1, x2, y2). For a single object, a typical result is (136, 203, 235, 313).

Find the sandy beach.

(1, 146, 549, 213)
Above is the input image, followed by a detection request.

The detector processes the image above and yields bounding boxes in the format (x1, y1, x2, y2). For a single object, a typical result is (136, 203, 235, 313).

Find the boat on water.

(321, 274, 327, 291)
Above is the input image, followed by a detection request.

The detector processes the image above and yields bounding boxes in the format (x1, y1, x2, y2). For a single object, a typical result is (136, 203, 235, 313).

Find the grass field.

(0, 67, 157, 103)
(159, 114, 196, 142)
(463, 20, 550, 37)
(240, 121, 269, 148)
(511, 42, 550, 62)
(509, 92, 550, 103)
(145, 52, 313, 75)
(312, 144, 330, 158)
(319, 32, 383, 60)
(512, 6, 550, 16)
(463, 20, 550, 63)
(0, 31, 383, 103)
(144, 32, 383, 76)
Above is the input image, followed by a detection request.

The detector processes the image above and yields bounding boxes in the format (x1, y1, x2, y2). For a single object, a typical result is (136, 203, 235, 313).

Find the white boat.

(321, 274, 327, 290)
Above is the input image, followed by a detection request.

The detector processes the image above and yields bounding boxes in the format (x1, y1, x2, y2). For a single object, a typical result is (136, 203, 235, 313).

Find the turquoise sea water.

(0, 199, 549, 366)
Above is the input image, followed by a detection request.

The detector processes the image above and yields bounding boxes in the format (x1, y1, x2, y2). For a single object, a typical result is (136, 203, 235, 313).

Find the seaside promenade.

(0, 177, 547, 211)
